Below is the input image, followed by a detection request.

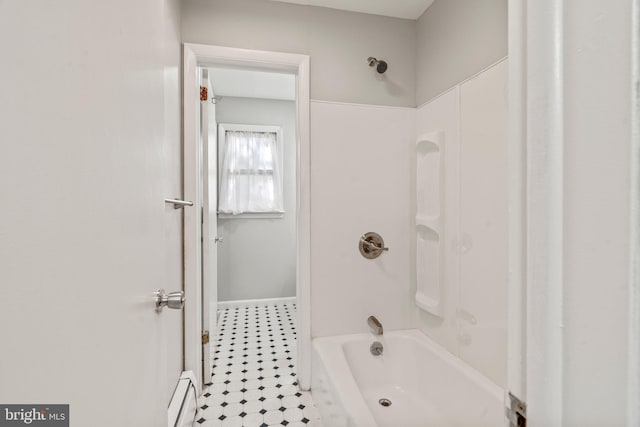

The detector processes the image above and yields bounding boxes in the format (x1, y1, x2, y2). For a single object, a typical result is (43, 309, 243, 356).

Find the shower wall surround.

(310, 101, 415, 337)
(414, 60, 508, 387)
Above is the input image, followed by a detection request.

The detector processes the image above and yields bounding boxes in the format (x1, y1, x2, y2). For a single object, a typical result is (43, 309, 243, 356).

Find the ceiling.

(269, 0, 435, 20)
(208, 68, 296, 101)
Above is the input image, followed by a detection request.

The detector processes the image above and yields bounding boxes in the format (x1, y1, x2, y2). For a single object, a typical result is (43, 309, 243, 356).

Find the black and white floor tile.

(196, 302, 322, 427)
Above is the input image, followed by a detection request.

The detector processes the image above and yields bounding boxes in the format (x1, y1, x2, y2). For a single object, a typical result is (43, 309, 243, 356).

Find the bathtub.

(311, 329, 504, 427)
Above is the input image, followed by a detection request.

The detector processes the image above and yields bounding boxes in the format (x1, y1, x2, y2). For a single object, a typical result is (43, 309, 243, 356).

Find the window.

(218, 124, 284, 216)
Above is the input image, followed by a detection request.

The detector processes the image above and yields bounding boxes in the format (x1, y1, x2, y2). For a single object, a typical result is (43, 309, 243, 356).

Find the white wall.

(182, 0, 417, 107)
(0, 0, 183, 424)
(311, 101, 415, 337)
(414, 61, 508, 387)
(416, 0, 508, 105)
(216, 97, 297, 301)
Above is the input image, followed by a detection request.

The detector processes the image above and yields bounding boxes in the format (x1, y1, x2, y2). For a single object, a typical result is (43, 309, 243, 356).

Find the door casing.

(183, 43, 311, 392)
(508, 0, 640, 424)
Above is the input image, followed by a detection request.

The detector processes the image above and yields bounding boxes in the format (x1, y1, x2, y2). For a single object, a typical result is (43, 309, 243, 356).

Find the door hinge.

(202, 330, 210, 345)
(200, 86, 208, 101)
(506, 392, 526, 427)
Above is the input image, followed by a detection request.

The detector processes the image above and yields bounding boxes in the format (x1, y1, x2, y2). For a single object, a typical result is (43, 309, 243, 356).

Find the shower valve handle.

(359, 232, 389, 259)
(361, 238, 388, 252)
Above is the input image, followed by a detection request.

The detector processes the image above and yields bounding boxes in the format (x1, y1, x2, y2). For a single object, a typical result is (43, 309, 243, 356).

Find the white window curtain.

(218, 130, 283, 214)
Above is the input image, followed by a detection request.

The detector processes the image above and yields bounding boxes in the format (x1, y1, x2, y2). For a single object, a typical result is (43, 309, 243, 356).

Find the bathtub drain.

(378, 398, 392, 407)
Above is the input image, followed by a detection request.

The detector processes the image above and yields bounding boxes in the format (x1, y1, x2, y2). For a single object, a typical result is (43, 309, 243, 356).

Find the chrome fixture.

(378, 398, 392, 407)
(154, 289, 185, 313)
(164, 198, 194, 209)
(368, 315, 383, 335)
(359, 232, 389, 259)
(370, 341, 383, 356)
(367, 57, 388, 74)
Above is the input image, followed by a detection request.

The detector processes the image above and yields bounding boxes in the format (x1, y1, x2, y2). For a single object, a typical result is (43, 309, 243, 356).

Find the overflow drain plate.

(378, 398, 392, 407)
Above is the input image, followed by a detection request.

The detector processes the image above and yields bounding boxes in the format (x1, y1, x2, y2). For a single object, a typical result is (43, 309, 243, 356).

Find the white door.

(200, 69, 218, 383)
(0, 1, 185, 425)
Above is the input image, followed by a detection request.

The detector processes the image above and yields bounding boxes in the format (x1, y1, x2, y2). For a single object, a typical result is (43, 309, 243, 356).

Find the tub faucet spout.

(367, 315, 383, 335)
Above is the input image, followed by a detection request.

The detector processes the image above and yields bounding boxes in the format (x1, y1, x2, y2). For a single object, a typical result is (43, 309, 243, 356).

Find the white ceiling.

(269, 0, 435, 20)
(208, 68, 296, 101)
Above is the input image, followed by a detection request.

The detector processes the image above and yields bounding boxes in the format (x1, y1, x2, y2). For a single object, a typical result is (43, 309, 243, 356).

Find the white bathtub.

(311, 330, 504, 427)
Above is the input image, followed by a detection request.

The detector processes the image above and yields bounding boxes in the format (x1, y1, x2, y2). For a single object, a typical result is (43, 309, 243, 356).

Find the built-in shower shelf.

(415, 292, 442, 316)
(415, 130, 444, 318)
(416, 131, 444, 147)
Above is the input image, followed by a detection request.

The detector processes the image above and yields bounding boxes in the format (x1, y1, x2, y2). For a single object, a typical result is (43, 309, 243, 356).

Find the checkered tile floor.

(195, 302, 322, 426)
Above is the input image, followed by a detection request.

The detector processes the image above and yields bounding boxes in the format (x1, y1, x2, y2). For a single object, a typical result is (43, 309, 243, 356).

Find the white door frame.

(200, 68, 215, 383)
(630, 2, 640, 424)
(183, 43, 311, 393)
(508, 1, 566, 423)
(508, 0, 564, 424)
(509, 0, 640, 424)
(506, 0, 527, 409)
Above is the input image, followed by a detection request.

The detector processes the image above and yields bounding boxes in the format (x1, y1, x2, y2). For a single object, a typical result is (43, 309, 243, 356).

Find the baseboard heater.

(168, 371, 198, 427)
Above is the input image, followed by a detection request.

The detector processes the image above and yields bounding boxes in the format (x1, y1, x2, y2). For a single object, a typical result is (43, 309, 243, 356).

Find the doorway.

(213, 72, 298, 305)
(182, 44, 311, 398)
